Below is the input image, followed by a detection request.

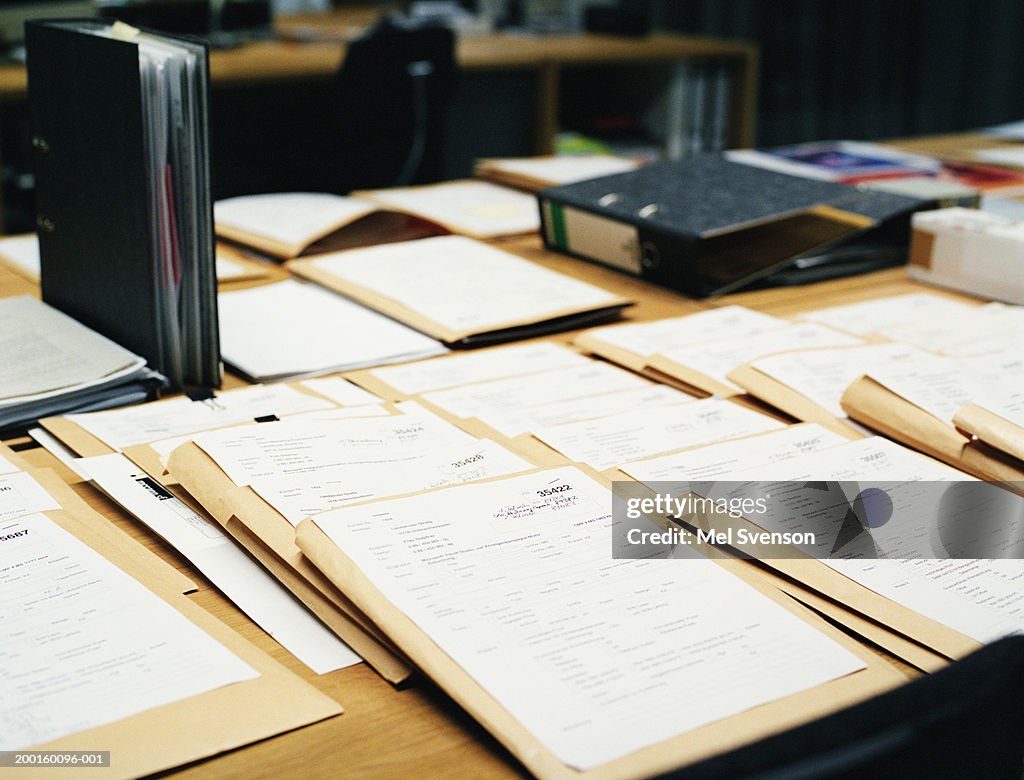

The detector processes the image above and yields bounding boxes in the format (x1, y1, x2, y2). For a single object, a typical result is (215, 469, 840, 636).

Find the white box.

(909, 207, 1024, 304)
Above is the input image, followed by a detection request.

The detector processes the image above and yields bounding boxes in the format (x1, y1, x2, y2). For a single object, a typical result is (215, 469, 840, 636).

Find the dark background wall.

(655, 0, 1024, 146)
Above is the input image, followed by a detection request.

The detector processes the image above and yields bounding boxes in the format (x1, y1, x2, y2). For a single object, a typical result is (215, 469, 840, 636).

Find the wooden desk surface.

(0, 233, 948, 778)
(0, 16, 755, 100)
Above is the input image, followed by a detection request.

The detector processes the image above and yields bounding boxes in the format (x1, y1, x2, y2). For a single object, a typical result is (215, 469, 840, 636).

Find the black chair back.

(330, 17, 457, 192)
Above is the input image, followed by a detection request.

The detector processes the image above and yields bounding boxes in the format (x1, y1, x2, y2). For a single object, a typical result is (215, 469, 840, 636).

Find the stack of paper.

(723, 436, 1024, 654)
(217, 280, 447, 382)
(82, 453, 362, 675)
(572, 305, 857, 397)
(0, 296, 166, 434)
(615, 421, 1024, 660)
(290, 236, 630, 346)
(163, 403, 525, 682)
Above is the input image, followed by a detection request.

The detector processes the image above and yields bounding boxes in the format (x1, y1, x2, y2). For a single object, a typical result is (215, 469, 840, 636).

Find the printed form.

(312, 466, 864, 770)
(586, 305, 787, 359)
(193, 412, 475, 486)
(532, 398, 784, 471)
(367, 342, 590, 395)
(0, 512, 257, 750)
(83, 453, 361, 674)
(66, 384, 335, 450)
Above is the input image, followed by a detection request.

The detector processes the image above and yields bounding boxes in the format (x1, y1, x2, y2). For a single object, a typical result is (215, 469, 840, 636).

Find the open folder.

(215, 180, 540, 261)
(26, 20, 220, 389)
(289, 236, 631, 347)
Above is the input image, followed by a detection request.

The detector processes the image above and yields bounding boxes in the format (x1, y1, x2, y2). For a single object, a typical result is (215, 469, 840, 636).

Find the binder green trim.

(548, 201, 568, 250)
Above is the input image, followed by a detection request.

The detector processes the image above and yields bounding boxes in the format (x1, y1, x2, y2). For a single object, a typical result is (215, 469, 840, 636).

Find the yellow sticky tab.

(806, 205, 877, 229)
(110, 21, 141, 41)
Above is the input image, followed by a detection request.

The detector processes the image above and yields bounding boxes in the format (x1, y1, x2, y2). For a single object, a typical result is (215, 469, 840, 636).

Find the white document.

(149, 402, 398, 468)
(28, 427, 92, 480)
(215, 192, 377, 249)
(81, 454, 360, 674)
(312, 466, 864, 770)
(286, 404, 392, 422)
(658, 323, 862, 392)
(586, 305, 788, 359)
(0, 455, 18, 475)
(215, 256, 251, 281)
(217, 280, 447, 381)
(866, 356, 978, 422)
(744, 343, 928, 417)
(876, 301, 1024, 357)
(974, 146, 1024, 167)
(0, 472, 61, 522)
(368, 342, 590, 395)
(0, 234, 40, 279)
(359, 180, 540, 238)
(0, 512, 258, 751)
(193, 411, 475, 486)
(797, 292, 978, 336)
(867, 350, 1024, 423)
(727, 438, 1024, 644)
(532, 398, 784, 471)
(480, 384, 697, 438)
(422, 361, 651, 420)
(66, 384, 335, 450)
(299, 376, 381, 406)
(621, 423, 848, 484)
(0, 296, 146, 405)
(309, 236, 621, 334)
(250, 438, 534, 525)
(482, 155, 639, 185)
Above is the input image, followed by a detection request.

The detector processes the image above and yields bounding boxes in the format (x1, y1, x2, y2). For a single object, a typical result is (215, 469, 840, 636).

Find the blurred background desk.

(0, 11, 757, 231)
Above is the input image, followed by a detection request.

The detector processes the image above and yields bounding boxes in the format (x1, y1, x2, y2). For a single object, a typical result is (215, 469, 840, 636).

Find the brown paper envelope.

(953, 402, 1024, 464)
(8, 506, 341, 780)
(605, 466, 979, 661)
(294, 465, 905, 780)
(166, 441, 412, 684)
(842, 377, 1024, 492)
